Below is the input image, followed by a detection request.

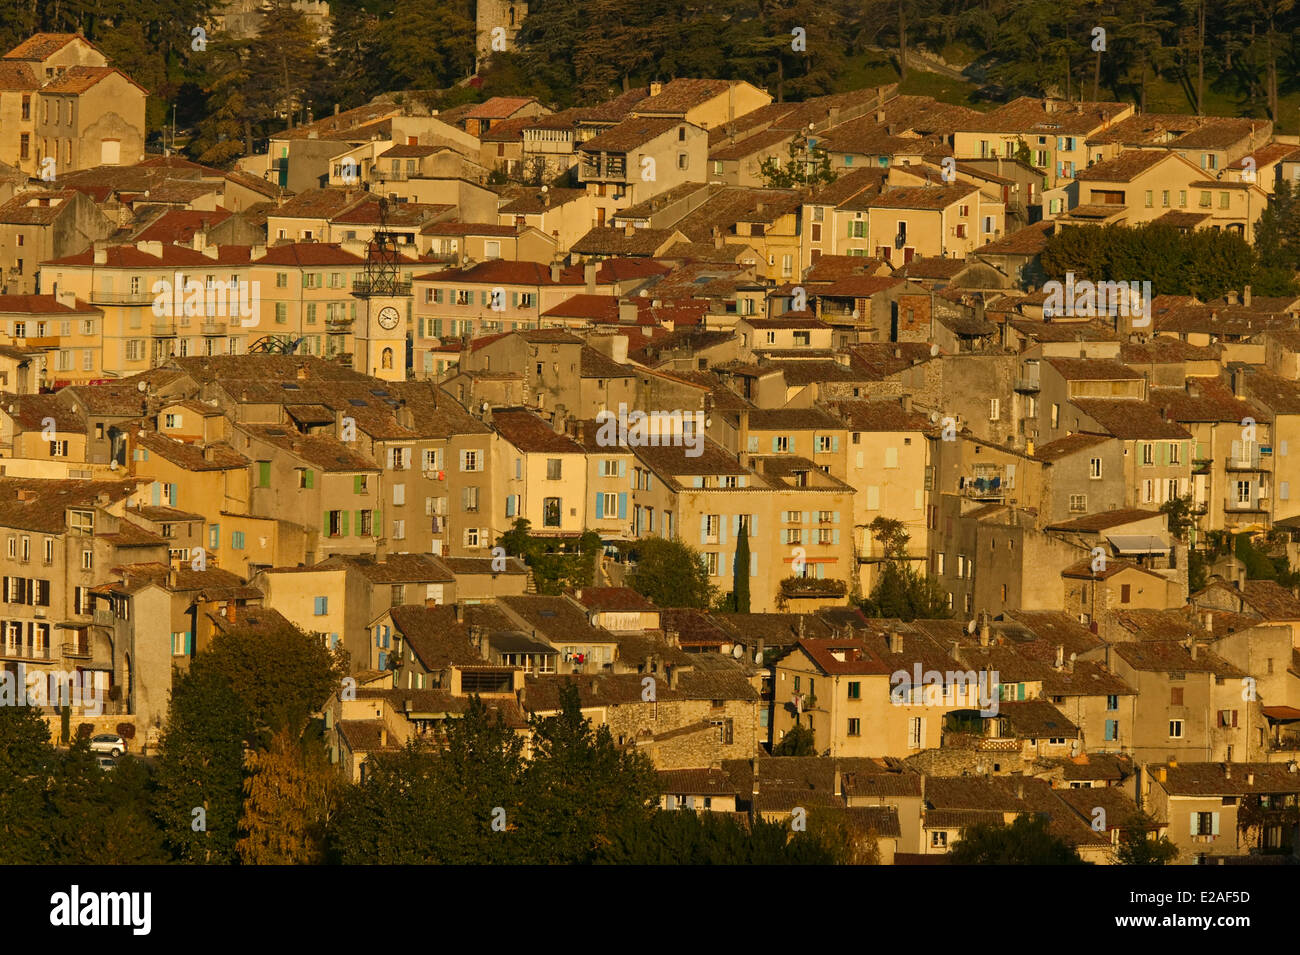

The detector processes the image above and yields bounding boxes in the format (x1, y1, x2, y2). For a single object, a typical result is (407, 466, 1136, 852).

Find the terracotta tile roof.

(253, 243, 366, 266)
(977, 220, 1054, 256)
(0, 392, 85, 432)
(0, 60, 38, 90)
(817, 274, 905, 298)
(0, 293, 96, 315)
(491, 407, 585, 454)
(570, 226, 679, 256)
(957, 96, 1131, 136)
(225, 169, 284, 199)
(1156, 761, 1300, 796)
(656, 768, 737, 795)
(1243, 368, 1300, 414)
(1045, 508, 1162, 532)
(464, 96, 538, 120)
(580, 117, 682, 153)
(567, 586, 656, 612)
(0, 190, 79, 225)
(1236, 580, 1300, 620)
(135, 432, 248, 471)
(1168, 117, 1269, 150)
(1045, 357, 1142, 381)
(0, 478, 137, 533)
(523, 670, 758, 710)
(579, 345, 635, 378)
(134, 208, 233, 244)
(1075, 149, 1172, 182)
(1112, 639, 1246, 677)
(789, 637, 892, 675)
(633, 79, 732, 116)
(1150, 378, 1259, 423)
(1033, 432, 1111, 462)
(822, 398, 929, 432)
(870, 183, 979, 210)
(1070, 399, 1192, 439)
(238, 424, 377, 471)
(438, 555, 528, 575)
(4, 33, 85, 60)
(42, 65, 140, 95)
(995, 699, 1080, 738)
(388, 605, 485, 670)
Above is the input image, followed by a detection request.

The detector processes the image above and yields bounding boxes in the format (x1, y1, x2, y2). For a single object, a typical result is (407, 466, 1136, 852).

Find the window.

(1069, 494, 1086, 513)
(543, 497, 561, 527)
(465, 527, 481, 548)
(327, 510, 342, 537)
(43, 538, 53, 564)
(547, 458, 562, 480)
(1168, 442, 1181, 464)
(1192, 812, 1218, 836)
(393, 519, 406, 540)
(461, 486, 480, 512)
(359, 510, 373, 536)
(69, 510, 94, 535)
(785, 528, 802, 545)
(847, 718, 861, 736)
(314, 596, 328, 616)
(1107, 694, 1118, 711)
(1169, 719, 1184, 739)
(931, 831, 948, 849)
(1090, 458, 1102, 479)
(460, 450, 482, 471)
(847, 681, 860, 700)
(82, 550, 92, 570)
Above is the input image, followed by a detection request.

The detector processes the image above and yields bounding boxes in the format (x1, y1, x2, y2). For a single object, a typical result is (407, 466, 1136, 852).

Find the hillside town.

(0, 14, 1298, 870)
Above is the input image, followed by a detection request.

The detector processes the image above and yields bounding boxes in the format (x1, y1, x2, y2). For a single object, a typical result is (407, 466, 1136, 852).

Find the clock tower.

(351, 199, 410, 381)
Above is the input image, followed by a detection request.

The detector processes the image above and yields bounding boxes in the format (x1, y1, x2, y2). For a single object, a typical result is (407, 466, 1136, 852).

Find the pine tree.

(733, 524, 751, 613)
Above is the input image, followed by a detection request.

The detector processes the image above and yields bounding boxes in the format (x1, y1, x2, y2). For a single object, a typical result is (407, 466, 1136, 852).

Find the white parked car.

(96, 756, 117, 771)
(88, 734, 126, 758)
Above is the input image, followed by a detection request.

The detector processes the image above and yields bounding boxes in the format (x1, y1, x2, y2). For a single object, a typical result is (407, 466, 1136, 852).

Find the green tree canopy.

(627, 536, 718, 608)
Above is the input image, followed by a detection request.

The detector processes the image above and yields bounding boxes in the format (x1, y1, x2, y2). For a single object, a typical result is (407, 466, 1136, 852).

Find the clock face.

(377, 306, 400, 330)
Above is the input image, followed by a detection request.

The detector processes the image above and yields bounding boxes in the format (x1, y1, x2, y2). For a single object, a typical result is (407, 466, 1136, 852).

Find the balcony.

(93, 609, 115, 627)
(200, 320, 228, 336)
(1225, 495, 1268, 512)
(325, 315, 354, 330)
(91, 290, 156, 305)
(150, 321, 177, 337)
(961, 472, 1011, 500)
(1226, 451, 1266, 471)
(0, 643, 52, 661)
(352, 279, 412, 297)
(1014, 375, 1040, 393)
(62, 642, 92, 660)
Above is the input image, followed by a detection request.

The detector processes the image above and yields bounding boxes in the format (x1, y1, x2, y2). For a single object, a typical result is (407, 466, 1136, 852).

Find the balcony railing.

(91, 290, 156, 305)
(1225, 495, 1267, 512)
(93, 609, 115, 627)
(961, 474, 1011, 499)
(352, 280, 412, 296)
(150, 321, 177, 337)
(1, 643, 52, 661)
(1014, 376, 1040, 392)
(1226, 451, 1266, 470)
(62, 642, 92, 659)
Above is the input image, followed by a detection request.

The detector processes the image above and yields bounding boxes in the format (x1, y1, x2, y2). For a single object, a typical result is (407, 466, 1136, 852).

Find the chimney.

(889, 630, 903, 654)
(1158, 767, 1167, 782)
(738, 409, 750, 459)
(1225, 763, 1231, 780)
(901, 394, 912, 414)
(1247, 772, 1255, 786)
(225, 600, 237, 622)
(667, 665, 678, 690)
(334, 103, 340, 116)
(1227, 290, 1238, 306)
(623, 222, 634, 238)
(1015, 780, 1025, 799)
(1244, 285, 1252, 307)
(1190, 642, 1199, 661)
(550, 261, 561, 283)
(454, 602, 463, 623)
(93, 241, 107, 265)
(1204, 611, 1213, 633)
(649, 81, 663, 97)
(584, 261, 597, 293)
(978, 610, 990, 646)
(949, 640, 961, 661)
(296, 364, 308, 381)
(1055, 644, 1064, 669)
(756, 637, 765, 662)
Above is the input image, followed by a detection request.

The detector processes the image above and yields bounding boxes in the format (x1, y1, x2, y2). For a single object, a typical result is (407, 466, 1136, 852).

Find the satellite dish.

(967, 619, 977, 634)
(732, 645, 743, 659)
(928, 411, 940, 423)
(137, 381, 148, 392)
(540, 185, 549, 193)
(929, 343, 940, 357)
(754, 650, 763, 664)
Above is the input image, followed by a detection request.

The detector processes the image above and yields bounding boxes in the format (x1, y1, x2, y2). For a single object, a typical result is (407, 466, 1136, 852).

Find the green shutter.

(354, 475, 363, 494)
(341, 511, 350, 536)
(258, 461, 271, 486)
(323, 510, 330, 535)
(356, 510, 364, 535)
(304, 468, 314, 489)
(374, 509, 382, 534)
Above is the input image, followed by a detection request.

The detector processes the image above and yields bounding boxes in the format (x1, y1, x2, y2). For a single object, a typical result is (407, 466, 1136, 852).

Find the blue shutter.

(699, 521, 707, 547)
(184, 631, 192, 654)
(1211, 813, 1220, 835)
(383, 626, 390, 648)
(375, 626, 382, 647)
(719, 518, 727, 545)
(732, 515, 740, 536)
(618, 460, 626, 477)
(645, 473, 652, 491)
(617, 493, 627, 519)
(169, 484, 177, 506)
(832, 436, 840, 452)
(378, 650, 388, 669)
(151, 483, 160, 506)
(750, 553, 757, 577)
(833, 511, 841, 523)
(595, 493, 604, 519)
(750, 514, 757, 537)
(506, 495, 516, 517)
(693, 476, 703, 488)
(771, 436, 780, 453)
(833, 529, 840, 545)
(803, 511, 810, 525)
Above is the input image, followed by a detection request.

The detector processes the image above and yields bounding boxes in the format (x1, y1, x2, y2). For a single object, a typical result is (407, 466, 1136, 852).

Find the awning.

(1261, 705, 1300, 722)
(1105, 534, 1170, 555)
